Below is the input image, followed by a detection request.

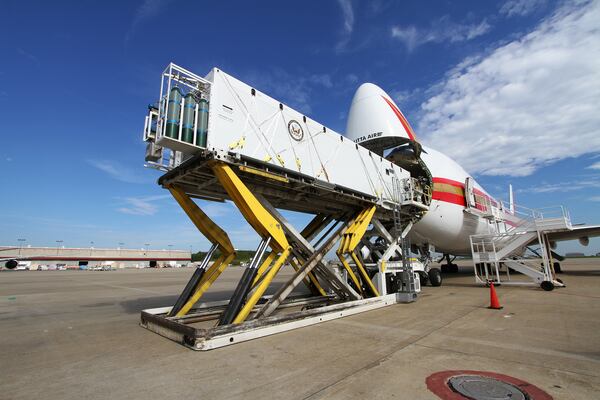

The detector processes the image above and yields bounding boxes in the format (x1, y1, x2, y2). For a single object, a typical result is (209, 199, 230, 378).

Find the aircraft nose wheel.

(428, 268, 442, 286)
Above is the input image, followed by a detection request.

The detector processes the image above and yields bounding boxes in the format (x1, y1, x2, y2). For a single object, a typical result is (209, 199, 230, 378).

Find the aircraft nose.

(345, 82, 417, 154)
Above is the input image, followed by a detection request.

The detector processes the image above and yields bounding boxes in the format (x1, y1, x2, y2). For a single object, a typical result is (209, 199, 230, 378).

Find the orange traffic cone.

(488, 281, 503, 310)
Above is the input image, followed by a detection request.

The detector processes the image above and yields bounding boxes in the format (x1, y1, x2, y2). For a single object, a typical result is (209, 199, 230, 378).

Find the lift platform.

(139, 63, 430, 349)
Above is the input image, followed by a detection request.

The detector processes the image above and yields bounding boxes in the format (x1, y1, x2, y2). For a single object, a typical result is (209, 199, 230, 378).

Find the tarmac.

(1, 258, 599, 399)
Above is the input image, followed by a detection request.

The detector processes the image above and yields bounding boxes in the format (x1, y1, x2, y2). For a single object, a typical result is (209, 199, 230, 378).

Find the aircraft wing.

(546, 224, 600, 242)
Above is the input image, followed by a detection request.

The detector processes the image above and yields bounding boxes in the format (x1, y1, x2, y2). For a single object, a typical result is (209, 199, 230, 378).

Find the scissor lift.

(140, 154, 426, 350)
(139, 63, 430, 349)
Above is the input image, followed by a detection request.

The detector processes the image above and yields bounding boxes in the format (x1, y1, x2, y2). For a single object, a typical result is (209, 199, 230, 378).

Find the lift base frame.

(140, 292, 408, 350)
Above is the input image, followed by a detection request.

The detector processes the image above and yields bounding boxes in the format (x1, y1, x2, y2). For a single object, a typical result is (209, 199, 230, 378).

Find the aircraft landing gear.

(417, 245, 443, 287)
(440, 254, 459, 273)
(428, 268, 442, 286)
(554, 262, 562, 274)
(418, 271, 428, 286)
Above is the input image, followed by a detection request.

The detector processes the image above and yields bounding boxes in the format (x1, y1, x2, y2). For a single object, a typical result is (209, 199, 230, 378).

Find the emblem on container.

(288, 120, 304, 141)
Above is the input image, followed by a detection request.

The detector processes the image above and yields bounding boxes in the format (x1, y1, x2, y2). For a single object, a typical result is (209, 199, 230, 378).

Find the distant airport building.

(0, 246, 191, 270)
(565, 252, 585, 258)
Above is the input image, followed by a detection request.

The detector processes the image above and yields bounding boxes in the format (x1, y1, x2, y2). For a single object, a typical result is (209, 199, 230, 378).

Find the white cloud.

(308, 74, 334, 88)
(418, 1, 600, 176)
(500, 0, 547, 17)
(17, 48, 39, 64)
(587, 161, 600, 170)
(125, 0, 172, 46)
(391, 17, 491, 52)
(336, 0, 355, 52)
(201, 201, 235, 218)
(88, 159, 150, 184)
(521, 177, 600, 193)
(117, 194, 171, 216)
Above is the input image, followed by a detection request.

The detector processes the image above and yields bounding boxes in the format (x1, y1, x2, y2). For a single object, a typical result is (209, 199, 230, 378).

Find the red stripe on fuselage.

(432, 177, 462, 186)
(431, 191, 466, 206)
(432, 177, 498, 208)
(381, 96, 416, 141)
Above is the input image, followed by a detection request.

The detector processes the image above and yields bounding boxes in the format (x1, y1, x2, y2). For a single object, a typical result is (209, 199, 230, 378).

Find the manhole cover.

(448, 375, 528, 400)
(426, 370, 553, 400)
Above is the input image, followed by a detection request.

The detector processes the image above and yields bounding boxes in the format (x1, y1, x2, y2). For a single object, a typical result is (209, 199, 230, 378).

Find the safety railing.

(470, 204, 572, 264)
(398, 177, 431, 209)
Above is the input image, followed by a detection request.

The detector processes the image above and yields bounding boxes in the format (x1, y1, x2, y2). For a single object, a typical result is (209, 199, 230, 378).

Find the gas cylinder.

(181, 93, 196, 144)
(165, 87, 183, 139)
(196, 98, 209, 147)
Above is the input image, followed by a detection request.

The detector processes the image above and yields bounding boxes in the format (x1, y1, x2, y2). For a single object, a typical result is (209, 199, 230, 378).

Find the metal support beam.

(256, 194, 355, 298)
(166, 185, 236, 317)
(210, 161, 294, 324)
(218, 238, 270, 325)
(255, 220, 355, 319)
(175, 252, 236, 317)
(336, 206, 379, 297)
(169, 243, 217, 316)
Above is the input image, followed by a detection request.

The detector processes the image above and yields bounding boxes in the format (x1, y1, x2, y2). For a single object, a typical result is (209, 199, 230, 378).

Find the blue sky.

(1, 0, 599, 254)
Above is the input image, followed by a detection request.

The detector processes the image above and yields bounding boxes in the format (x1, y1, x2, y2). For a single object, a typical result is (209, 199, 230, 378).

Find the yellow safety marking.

(229, 137, 246, 150)
(381, 261, 386, 273)
(347, 206, 376, 251)
(167, 185, 234, 254)
(233, 248, 291, 324)
(175, 253, 235, 317)
(263, 155, 272, 162)
(168, 185, 237, 316)
(276, 154, 285, 167)
(338, 206, 376, 254)
(350, 251, 379, 297)
(252, 251, 276, 286)
(335, 206, 379, 298)
(210, 162, 289, 252)
(238, 165, 289, 183)
(295, 157, 302, 171)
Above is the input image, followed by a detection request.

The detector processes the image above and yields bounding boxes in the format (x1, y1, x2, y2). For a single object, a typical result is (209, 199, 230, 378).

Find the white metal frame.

(155, 63, 212, 154)
(141, 293, 400, 351)
(470, 205, 570, 288)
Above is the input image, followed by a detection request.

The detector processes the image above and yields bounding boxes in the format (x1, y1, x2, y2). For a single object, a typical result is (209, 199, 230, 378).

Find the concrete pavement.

(1, 259, 599, 399)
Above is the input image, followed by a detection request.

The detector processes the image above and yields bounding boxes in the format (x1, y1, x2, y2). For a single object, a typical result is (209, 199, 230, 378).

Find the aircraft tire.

(429, 268, 442, 286)
(554, 262, 562, 274)
(450, 263, 459, 273)
(541, 281, 554, 291)
(5, 259, 18, 270)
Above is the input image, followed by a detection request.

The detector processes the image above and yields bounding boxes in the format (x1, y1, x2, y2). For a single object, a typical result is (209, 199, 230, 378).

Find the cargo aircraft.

(345, 82, 600, 285)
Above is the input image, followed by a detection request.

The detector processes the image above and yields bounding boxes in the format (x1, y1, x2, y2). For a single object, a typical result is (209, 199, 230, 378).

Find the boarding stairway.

(470, 206, 572, 290)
